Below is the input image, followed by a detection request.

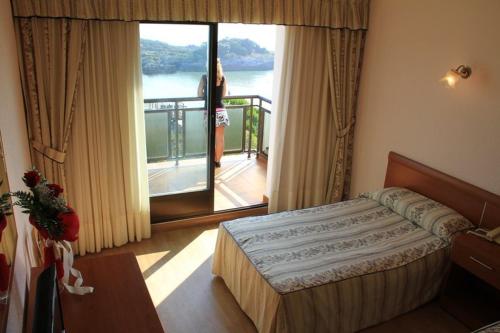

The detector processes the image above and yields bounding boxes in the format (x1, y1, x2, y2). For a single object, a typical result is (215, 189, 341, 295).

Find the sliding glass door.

(141, 23, 218, 222)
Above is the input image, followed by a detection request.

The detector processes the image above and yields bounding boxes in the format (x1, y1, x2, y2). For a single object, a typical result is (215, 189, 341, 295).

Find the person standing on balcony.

(198, 58, 230, 168)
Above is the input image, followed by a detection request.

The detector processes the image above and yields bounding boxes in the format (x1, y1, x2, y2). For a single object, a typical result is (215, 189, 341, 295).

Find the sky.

(140, 23, 276, 51)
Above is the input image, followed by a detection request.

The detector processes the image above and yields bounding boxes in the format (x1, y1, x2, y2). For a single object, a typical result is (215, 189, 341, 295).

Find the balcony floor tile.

(148, 153, 267, 211)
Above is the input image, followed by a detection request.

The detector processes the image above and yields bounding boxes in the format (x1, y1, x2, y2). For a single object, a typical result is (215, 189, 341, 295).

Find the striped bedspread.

(222, 197, 448, 294)
(474, 322, 500, 333)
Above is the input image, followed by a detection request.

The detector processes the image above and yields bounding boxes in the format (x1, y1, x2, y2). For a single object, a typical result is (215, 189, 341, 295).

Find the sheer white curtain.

(267, 26, 365, 213)
(268, 26, 336, 213)
(65, 21, 150, 255)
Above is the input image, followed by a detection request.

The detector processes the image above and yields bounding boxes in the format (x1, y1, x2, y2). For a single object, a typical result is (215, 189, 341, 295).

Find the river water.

(142, 70, 274, 100)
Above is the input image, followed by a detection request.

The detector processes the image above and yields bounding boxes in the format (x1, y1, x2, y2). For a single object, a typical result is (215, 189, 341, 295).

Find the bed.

(474, 321, 500, 333)
(212, 152, 500, 333)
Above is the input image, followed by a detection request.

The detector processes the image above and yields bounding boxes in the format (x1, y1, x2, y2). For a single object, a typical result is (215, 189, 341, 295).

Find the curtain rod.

(12, 15, 369, 31)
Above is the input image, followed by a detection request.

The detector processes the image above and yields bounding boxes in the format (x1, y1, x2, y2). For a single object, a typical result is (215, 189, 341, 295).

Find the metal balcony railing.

(144, 95, 271, 164)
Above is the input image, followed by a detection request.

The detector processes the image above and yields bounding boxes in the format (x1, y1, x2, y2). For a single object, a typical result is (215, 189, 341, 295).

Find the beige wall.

(0, 0, 32, 330)
(351, 0, 500, 197)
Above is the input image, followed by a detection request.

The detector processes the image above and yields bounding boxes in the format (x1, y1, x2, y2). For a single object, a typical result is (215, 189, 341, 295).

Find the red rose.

(24, 170, 41, 188)
(56, 209, 79, 242)
(0, 254, 9, 291)
(0, 215, 6, 242)
(47, 184, 64, 197)
(29, 214, 49, 239)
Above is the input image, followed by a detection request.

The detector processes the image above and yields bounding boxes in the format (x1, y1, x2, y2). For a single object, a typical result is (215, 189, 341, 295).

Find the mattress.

(212, 195, 455, 332)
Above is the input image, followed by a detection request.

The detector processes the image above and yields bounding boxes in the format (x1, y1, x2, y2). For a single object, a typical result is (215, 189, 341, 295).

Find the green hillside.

(141, 38, 274, 75)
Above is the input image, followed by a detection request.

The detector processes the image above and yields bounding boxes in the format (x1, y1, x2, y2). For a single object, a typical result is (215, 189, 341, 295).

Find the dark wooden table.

(27, 252, 164, 333)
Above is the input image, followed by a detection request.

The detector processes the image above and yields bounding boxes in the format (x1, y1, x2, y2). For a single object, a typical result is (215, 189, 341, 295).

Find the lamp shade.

(441, 65, 472, 88)
(441, 70, 461, 88)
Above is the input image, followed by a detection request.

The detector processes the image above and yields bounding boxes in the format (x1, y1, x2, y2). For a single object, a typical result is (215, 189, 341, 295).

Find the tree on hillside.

(140, 38, 274, 75)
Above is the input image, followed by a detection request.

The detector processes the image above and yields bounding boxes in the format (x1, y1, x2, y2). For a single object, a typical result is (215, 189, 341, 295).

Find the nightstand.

(440, 233, 500, 330)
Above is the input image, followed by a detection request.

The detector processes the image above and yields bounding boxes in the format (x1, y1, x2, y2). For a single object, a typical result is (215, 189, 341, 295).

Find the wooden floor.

(148, 153, 267, 211)
(89, 224, 469, 333)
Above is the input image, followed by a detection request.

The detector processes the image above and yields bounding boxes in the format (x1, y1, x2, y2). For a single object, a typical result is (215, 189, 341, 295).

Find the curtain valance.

(12, 0, 369, 30)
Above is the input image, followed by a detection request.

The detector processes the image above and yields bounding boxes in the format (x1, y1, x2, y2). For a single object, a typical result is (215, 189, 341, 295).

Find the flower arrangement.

(10, 170, 78, 281)
(9, 169, 93, 294)
(12, 170, 79, 242)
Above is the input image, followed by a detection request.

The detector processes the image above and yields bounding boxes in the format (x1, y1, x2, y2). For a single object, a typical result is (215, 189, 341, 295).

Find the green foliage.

(141, 38, 274, 75)
(12, 188, 64, 238)
(246, 107, 260, 149)
(141, 39, 207, 74)
(11, 171, 68, 239)
(221, 100, 260, 149)
(11, 190, 33, 214)
(224, 98, 248, 106)
(217, 38, 274, 71)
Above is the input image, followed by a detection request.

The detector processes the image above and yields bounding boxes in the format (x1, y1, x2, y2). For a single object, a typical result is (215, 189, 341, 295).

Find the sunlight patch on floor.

(215, 159, 254, 182)
(144, 228, 219, 307)
(136, 250, 171, 273)
(215, 182, 250, 207)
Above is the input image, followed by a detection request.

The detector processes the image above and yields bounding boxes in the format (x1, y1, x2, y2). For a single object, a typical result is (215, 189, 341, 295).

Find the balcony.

(144, 95, 271, 211)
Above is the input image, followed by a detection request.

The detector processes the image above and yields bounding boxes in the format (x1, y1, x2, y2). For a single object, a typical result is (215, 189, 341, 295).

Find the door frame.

(146, 22, 218, 223)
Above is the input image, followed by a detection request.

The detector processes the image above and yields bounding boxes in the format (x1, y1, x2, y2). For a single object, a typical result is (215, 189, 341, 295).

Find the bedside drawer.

(452, 237, 500, 290)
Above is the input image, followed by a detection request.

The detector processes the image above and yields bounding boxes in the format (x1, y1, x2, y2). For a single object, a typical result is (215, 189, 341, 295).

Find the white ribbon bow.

(47, 239, 94, 295)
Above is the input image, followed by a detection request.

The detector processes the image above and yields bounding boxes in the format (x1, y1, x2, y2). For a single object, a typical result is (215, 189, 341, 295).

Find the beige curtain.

(326, 29, 365, 201)
(65, 21, 150, 255)
(15, 18, 88, 189)
(0, 136, 16, 265)
(268, 26, 365, 212)
(0, 215, 16, 266)
(12, 0, 370, 30)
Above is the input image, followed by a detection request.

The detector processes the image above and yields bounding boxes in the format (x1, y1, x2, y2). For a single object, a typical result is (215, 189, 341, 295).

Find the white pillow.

(360, 187, 474, 242)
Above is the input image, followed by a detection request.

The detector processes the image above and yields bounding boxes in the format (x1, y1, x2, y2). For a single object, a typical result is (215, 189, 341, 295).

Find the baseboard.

(151, 206, 268, 233)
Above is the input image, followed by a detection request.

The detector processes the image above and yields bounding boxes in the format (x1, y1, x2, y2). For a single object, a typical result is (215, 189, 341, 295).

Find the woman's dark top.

(201, 75, 225, 108)
(215, 76, 225, 108)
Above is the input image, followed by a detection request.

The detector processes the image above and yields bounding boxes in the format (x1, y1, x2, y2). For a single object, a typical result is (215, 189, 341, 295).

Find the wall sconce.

(441, 65, 472, 88)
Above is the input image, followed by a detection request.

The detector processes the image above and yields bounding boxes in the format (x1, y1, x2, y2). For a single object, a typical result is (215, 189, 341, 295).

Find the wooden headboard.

(384, 151, 500, 229)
